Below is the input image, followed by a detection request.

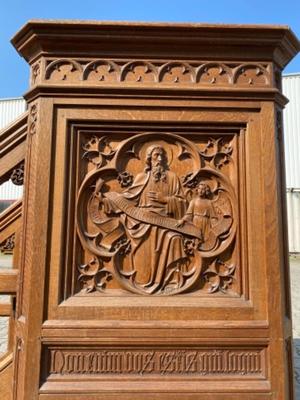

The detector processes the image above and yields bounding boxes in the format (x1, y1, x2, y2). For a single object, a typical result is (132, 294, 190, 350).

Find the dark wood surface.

(0, 21, 299, 399)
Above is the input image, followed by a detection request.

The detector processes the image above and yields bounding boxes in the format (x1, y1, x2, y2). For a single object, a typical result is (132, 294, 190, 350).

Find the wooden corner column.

(11, 21, 300, 399)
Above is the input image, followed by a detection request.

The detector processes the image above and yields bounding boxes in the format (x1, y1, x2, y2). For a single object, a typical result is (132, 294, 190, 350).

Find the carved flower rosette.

(77, 132, 237, 296)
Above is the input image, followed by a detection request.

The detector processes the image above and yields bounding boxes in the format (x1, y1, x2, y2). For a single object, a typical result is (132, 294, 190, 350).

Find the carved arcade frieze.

(76, 132, 238, 296)
(30, 58, 274, 88)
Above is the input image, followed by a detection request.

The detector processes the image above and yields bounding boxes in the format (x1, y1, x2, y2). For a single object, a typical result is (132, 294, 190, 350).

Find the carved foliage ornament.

(31, 60, 41, 85)
(10, 162, 24, 186)
(0, 234, 15, 254)
(29, 103, 38, 135)
(77, 132, 237, 296)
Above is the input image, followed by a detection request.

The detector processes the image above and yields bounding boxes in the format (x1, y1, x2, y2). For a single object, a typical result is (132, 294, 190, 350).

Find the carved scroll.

(76, 132, 237, 296)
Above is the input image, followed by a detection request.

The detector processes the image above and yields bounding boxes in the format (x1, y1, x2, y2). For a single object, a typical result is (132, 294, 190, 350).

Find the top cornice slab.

(11, 20, 300, 69)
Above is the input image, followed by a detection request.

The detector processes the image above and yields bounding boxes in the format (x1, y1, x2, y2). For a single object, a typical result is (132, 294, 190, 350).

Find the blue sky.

(1, 0, 300, 98)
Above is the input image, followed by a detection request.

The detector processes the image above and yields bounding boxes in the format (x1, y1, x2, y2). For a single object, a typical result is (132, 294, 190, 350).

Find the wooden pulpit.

(3, 21, 300, 399)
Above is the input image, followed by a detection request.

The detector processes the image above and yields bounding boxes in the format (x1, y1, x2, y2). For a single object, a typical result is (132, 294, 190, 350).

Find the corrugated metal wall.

(0, 98, 26, 131)
(0, 84, 299, 251)
(0, 98, 26, 202)
(0, 181, 22, 201)
(287, 190, 300, 253)
(283, 74, 300, 189)
(283, 74, 300, 253)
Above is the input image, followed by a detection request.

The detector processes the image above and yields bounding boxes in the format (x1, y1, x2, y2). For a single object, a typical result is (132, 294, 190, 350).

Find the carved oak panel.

(8, 21, 299, 400)
(48, 119, 247, 303)
(76, 131, 238, 296)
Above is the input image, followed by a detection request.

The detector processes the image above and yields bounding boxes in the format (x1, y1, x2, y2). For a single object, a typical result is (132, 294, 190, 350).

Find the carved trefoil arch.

(76, 130, 239, 296)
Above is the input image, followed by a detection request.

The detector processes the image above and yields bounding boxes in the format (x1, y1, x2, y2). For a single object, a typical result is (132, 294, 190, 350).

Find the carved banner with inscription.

(49, 348, 265, 377)
(76, 132, 237, 295)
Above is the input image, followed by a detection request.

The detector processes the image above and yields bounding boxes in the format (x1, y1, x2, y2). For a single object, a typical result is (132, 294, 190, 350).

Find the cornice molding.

(12, 21, 300, 69)
(23, 84, 289, 108)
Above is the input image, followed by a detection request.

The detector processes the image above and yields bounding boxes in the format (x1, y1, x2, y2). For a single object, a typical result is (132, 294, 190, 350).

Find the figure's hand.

(93, 192, 107, 211)
(147, 191, 168, 204)
(94, 191, 102, 201)
(175, 219, 185, 227)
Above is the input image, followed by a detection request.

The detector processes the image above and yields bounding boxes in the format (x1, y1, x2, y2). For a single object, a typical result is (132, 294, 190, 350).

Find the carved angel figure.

(176, 182, 216, 242)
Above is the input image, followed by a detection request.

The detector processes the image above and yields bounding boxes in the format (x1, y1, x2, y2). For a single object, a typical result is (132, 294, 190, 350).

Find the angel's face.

(197, 183, 210, 198)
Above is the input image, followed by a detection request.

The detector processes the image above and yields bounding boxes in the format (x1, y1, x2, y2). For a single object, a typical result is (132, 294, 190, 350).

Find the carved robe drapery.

(183, 198, 217, 242)
(104, 170, 188, 288)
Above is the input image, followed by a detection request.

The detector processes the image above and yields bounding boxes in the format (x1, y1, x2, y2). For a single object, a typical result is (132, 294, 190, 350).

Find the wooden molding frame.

(0, 270, 18, 295)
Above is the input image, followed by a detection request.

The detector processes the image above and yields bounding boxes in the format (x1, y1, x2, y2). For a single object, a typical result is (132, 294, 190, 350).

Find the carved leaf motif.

(198, 138, 233, 169)
(45, 59, 82, 82)
(78, 257, 113, 293)
(196, 63, 231, 85)
(83, 60, 119, 82)
(182, 172, 198, 189)
(183, 238, 197, 255)
(10, 162, 24, 185)
(0, 234, 15, 254)
(234, 64, 269, 86)
(202, 258, 236, 293)
(121, 62, 157, 83)
(82, 136, 115, 168)
(31, 61, 41, 85)
(158, 63, 195, 84)
(29, 103, 38, 135)
(117, 171, 134, 188)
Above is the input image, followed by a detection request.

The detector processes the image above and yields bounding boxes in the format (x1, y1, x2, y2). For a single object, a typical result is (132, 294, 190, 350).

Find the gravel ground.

(291, 257, 300, 398)
(0, 254, 299, 397)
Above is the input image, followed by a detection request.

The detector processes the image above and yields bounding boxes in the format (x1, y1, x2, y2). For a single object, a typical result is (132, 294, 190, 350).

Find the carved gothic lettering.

(48, 348, 265, 377)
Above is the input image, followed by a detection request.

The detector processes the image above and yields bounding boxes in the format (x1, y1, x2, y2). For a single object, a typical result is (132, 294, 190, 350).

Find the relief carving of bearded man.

(103, 145, 188, 292)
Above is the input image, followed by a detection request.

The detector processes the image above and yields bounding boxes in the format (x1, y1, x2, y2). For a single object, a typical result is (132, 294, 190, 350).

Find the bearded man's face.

(150, 148, 164, 167)
(150, 148, 167, 182)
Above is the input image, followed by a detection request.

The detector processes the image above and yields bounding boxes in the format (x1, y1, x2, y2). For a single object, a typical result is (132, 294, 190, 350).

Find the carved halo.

(114, 132, 202, 173)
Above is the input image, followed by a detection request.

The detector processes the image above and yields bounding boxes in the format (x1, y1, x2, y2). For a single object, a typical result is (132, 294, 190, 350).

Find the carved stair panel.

(0, 112, 27, 185)
(0, 113, 27, 399)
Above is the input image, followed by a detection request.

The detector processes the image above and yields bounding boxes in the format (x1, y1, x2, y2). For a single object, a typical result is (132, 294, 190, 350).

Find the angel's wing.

(211, 190, 233, 237)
